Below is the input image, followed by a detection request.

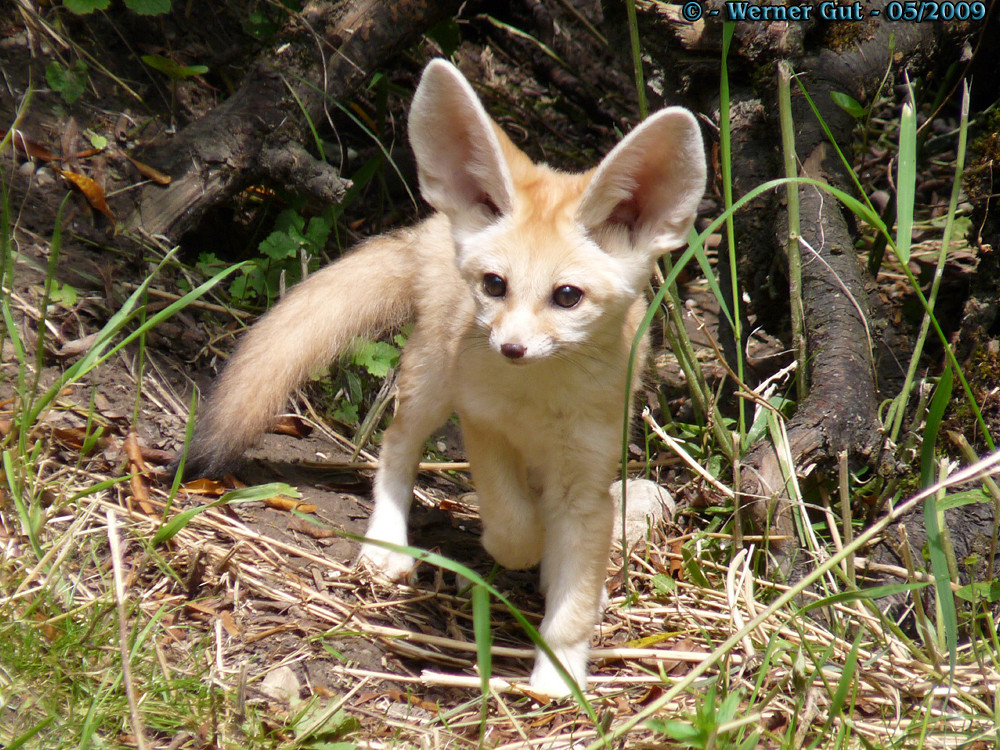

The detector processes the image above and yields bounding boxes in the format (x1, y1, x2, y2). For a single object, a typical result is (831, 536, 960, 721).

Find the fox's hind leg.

(462, 425, 544, 570)
(359, 350, 452, 580)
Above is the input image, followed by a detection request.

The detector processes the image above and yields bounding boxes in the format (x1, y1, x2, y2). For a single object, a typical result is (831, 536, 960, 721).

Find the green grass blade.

(921, 367, 953, 490)
(152, 482, 297, 545)
(922, 366, 958, 676)
(472, 582, 492, 735)
(895, 99, 917, 265)
(826, 629, 863, 727)
(5, 716, 57, 750)
(779, 61, 807, 401)
(624, 0, 648, 119)
(26, 255, 245, 427)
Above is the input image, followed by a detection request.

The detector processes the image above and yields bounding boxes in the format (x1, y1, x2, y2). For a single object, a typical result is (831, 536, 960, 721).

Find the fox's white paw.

(529, 642, 589, 697)
(357, 543, 415, 582)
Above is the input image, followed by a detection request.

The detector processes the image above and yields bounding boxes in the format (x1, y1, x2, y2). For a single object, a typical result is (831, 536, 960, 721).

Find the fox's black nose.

(501, 343, 526, 360)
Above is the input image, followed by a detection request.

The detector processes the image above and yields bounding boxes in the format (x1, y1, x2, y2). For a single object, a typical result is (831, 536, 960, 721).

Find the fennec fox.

(182, 59, 706, 695)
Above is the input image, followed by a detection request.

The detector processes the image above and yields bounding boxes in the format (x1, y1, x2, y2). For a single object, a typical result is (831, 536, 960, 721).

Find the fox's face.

(408, 60, 706, 365)
(455, 182, 647, 363)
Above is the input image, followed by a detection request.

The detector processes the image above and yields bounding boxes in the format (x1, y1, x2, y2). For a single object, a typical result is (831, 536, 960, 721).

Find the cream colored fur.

(184, 59, 706, 696)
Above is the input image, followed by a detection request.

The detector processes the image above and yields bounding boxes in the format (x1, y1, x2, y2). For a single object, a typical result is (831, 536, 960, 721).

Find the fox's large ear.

(578, 108, 705, 256)
(409, 60, 514, 224)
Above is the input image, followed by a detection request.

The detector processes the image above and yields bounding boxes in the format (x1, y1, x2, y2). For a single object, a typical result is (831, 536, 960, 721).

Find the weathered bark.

(123, 0, 462, 243)
(641, 3, 981, 559)
(741, 147, 884, 551)
(730, 15, 950, 552)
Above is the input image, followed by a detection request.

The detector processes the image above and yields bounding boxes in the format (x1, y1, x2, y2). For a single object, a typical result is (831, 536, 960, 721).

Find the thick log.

(123, 0, 462, 243)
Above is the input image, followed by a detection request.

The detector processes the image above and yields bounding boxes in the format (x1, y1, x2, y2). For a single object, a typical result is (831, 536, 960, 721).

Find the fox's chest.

(453, 349, 624, 439)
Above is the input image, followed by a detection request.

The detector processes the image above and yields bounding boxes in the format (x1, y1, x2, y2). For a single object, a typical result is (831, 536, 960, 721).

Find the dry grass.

(3, 386, 1000, 749)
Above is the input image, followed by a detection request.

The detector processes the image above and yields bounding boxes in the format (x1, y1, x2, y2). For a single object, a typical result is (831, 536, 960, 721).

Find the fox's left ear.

(578, 108, 706, 256)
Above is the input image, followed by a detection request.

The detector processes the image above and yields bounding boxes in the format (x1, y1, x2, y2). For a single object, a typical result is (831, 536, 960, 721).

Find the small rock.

(609, 479, 675, 546)
(261, 666, 301, 705)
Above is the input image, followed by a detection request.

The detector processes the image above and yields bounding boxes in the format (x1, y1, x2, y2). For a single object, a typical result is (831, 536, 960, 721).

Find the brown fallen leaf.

(263, 496, 317, 514)
(6, 130, 58, 161)
(185, 600, 218, 618)
(272, 415, 312, 438)
(180, 477, 229, 496)
(288, 518, 336, 539)
(52, 426, 108, 451)
(56, 332, 100, 358)
(123, 153, 172, 185)
(58, 169, 115, 224)
(668, 537, 684, 577)
(129, 472, 156, 515)
(387, 689, 440, 714)
(219, 610, 241, 638)
(123, 429, 149, 474)
(139, 446, 175, 465)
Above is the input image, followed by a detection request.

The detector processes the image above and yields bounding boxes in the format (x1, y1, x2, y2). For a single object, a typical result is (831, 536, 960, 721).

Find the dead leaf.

(180, 477, 228, 496)
(57, 332, 100, 358)
(288, 519, 336, 539)
(185, 600, 218, 618)
(387, 689, 439, 714)
(124, 429, 156, 513)
(123, 429, 149, 474)
(58, 169, 115, 224)
(129, 472, 155, 515)
(668, 537, 684, 577)
(6, 130, 58, 161)
(263, 496, 317, 514)
(52, 426, 104, 451)
(32, 612, 60, 642)
(272, 415, 312, 438)
(219, 610, 241, 637)
(139, 446, 175, 465)
(123, 153, 172, 185)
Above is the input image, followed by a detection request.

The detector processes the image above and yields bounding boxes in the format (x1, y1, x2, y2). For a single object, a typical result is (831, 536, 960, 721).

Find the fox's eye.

(552, 285, 583, 309)
(483, 273, 507, 298)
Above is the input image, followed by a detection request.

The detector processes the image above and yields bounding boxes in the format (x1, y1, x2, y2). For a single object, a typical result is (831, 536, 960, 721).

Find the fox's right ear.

(409, 60, 514, 226)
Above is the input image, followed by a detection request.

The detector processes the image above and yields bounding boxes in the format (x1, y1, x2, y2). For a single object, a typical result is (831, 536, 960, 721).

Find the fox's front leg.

(359, 353, 452, 580)
(530, 477, 614, 696)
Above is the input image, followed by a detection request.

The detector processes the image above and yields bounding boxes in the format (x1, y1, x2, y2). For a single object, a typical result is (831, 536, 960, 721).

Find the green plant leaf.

(63, 0, 111, 13)
(830, 91, 865, 119)
(937, 488, 988, 511)
(125, 0, 171, 14)
(646, 718, 705, 743)
(259, 229, 300, 261)
(304, 214, 333, 250)
(141, 54, 208, 80)
(955, 580, 1000, 603)
(427, 17, 462, 57)
(351, 340, 400, 378)
(46, 60, 88, 104)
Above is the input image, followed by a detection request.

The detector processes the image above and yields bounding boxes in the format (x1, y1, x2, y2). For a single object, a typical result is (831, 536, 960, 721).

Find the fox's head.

(408, 59, 706, 364)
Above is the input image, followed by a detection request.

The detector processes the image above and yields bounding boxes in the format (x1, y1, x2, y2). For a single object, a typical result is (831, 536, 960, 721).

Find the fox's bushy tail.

(182, 226, 421, 477)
